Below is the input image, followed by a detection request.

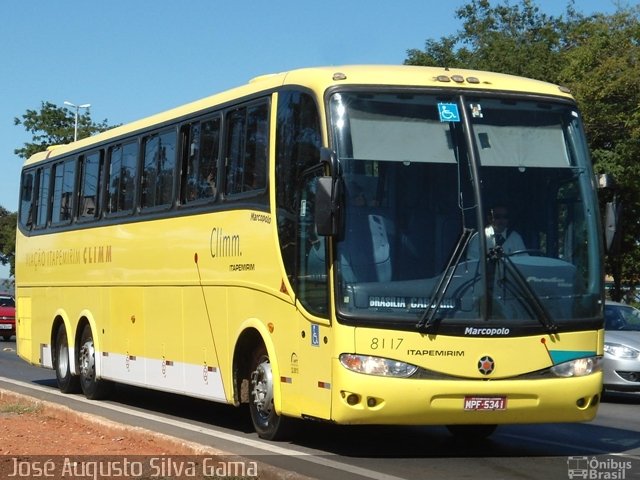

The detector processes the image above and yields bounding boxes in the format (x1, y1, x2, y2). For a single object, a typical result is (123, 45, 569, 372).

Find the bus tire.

(78, 324, 113, 400)
(54, 326, 80, 393)
(249, 345, 294, 440)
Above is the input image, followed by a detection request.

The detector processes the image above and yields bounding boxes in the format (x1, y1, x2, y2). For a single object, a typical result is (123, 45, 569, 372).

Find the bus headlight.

(339, 354, 418, 377)
(550, 356, 602, 378)
(604, 342, 640, 359)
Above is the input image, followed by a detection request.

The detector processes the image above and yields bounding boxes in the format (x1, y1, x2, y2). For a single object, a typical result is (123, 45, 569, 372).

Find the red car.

(0, 293, 15, 341)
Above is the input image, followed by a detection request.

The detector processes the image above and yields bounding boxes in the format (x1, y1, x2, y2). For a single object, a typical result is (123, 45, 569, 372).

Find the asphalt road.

(1, 339, 639, 480)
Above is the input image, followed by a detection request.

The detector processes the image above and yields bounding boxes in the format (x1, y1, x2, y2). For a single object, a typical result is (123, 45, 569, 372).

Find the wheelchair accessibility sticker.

(438, 103, 460, 122)
(311, 324, 320, 347)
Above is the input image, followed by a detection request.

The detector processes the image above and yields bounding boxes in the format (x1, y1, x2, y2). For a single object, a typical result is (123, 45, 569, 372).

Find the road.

(1, 339, 639, 480)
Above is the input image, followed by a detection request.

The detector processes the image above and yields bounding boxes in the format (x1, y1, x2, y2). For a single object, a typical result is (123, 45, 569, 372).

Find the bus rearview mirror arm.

(316, 148, 343, 237)
(320, 147, 340, 178)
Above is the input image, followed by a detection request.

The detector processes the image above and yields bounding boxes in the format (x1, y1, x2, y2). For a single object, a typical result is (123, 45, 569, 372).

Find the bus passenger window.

(107, 141, 138, 214)
(200, 119, 220, 198)
(141, 130, 177, 209)
(245, 103, 268, 190)
(224, 101, 268, 196)
(79, 151, 103, 220)
(225, 109, 245, 195)
(51, 159, 76, 225)
(35, 167, 51, 228)
(19, 171, 35, 229)
(182, 117, 220, 204)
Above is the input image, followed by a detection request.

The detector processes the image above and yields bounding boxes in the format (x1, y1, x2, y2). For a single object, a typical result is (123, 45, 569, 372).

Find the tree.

(406, 0, 640, 301)
(14, 101, 115, 159)
(405, 0, 567, 80)
(0, 206, 16, 277)
(558, 9, 640, 301)
(4, 102, 119, 278)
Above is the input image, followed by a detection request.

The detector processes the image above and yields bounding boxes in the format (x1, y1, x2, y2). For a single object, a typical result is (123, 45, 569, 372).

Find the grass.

(0, 401, 42, 415)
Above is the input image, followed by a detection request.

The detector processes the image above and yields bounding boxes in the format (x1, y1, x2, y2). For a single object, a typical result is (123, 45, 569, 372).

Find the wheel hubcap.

(251, 359, 273, 417)
(79, 340, 95, 380)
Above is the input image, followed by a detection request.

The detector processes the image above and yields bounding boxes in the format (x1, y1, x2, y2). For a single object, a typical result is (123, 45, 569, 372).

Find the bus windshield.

(329, 91, 602, 333)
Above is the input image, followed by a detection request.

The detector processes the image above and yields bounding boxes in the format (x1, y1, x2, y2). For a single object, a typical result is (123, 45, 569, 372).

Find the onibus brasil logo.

(567, 456, 633, 479)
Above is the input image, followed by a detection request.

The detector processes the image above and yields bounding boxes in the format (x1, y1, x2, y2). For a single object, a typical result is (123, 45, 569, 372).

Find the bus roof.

(24, 64, 574, 165)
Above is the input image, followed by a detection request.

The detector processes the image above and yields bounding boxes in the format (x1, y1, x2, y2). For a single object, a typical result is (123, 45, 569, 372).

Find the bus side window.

(224, 100, 268, 196)
(19, 171, 35, 229)
(35, 166, 51, 228)
(51, 159, 76, 225)
(181, 116, 220, 204)
(274, 90, 324, 315)
(141, 130, 177, 210)
(245, 102, 268, 191)
(78, 150, 103, 221)
(225, 108, 245, 195)
(200, 118, 221, 199)
(107, 141, 138, 215)
(297, 175, 329, 314)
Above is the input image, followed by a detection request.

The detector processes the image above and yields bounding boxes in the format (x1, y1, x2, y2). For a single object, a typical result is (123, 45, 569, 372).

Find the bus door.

(293, 173, 333, 420)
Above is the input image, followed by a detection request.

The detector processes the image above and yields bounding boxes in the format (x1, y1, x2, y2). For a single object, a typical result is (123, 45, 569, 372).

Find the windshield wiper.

(493, 251, 559, 333)
(416, 228, 474, 332)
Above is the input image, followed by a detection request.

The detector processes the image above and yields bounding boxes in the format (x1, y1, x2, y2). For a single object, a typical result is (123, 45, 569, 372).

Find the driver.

(467, 205, 526, 258)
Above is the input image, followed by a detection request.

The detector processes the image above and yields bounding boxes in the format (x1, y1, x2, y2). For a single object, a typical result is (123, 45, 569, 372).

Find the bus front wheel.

(78, 325, 113, 400)
(249, 345, 293, 440)
(54, 326, 80, 394)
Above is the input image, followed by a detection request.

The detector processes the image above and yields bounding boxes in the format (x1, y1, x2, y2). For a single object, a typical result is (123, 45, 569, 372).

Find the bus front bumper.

(330, 361, 602, 426)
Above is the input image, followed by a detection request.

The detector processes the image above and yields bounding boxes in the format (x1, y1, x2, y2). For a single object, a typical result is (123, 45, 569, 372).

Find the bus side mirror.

(316, 176, 343, 237)
(597, 174, 621, 254)
(605, 200, 622, 254)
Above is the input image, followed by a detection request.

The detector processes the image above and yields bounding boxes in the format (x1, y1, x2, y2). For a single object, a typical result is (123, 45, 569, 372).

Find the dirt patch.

(0, 389, 214, 456)
(0, 389, 306, 479)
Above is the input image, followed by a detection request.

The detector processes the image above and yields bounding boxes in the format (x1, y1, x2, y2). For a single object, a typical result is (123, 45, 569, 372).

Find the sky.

(0, 0, 629, 277)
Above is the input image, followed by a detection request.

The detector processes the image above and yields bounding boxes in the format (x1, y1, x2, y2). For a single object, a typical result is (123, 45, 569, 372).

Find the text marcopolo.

(464, 327, 510, 336)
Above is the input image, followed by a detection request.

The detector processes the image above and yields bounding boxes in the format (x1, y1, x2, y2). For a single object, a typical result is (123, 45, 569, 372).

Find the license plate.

(464, 396, 507, 411)
(0, 324, 12, 329)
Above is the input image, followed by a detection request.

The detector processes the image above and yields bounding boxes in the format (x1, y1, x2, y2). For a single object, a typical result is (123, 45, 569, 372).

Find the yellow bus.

(16, 65, 604, 440)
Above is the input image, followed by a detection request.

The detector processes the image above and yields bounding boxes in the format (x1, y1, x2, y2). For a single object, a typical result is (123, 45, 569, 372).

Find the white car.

(603, 301, 640, 391)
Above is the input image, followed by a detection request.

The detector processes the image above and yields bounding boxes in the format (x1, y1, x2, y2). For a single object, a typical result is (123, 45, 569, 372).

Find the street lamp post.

(64, 101, 91, 142)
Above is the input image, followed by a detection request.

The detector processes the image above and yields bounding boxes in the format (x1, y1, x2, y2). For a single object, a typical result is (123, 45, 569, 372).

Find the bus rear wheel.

(249, 345, 293, 440)
(78, 325, 113, 400)
(54, 326, 80, 393)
